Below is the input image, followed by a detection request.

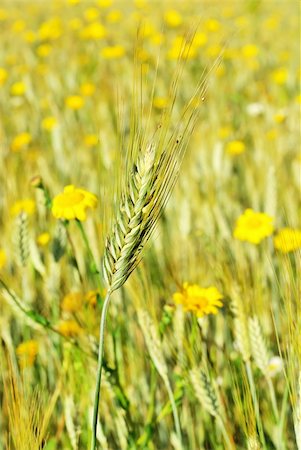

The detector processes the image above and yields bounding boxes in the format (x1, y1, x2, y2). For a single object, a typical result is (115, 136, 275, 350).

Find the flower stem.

(91, 290, 112, 450)
(164, 376, 182, 446)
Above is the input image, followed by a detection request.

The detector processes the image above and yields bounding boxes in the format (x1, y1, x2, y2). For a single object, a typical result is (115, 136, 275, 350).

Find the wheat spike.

(190, 368, 221, 417)
(137, 308, 168, 380)
(102, 35, 213, 292)
(16, 212, 29, 267)
(230, 287, 251, 362)
(248, 316, 270, 375)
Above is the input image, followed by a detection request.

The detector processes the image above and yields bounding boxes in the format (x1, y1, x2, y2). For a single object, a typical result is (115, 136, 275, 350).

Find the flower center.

(57, 191, 85, 208)
(246, 217, 263, 228)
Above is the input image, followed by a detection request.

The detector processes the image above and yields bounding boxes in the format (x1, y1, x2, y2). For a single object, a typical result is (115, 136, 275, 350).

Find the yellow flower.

(168, 37, 197, 60)
(10, 81, 26, 96)
(16, 340, 39, 368)
(42, 116, 57, 131)
(153, 96, 168, 109)
(205, 18, 221, 32)
(0, 249, 6, 269)
(274, 228, 301, 253)
(173, 283, 223, 318)
(164, 10, 182, 27)
(272, 68, 288, 85)
(11, 199, 35, 216)
(80, 22, 107, 40)
(11, 132, 32, 152)
(218, 126, 232, 139)
(106, 10, 123, 23)
(65, 95, 84, 110)
(242, 44, 259, 59)
(23, 30, 36, 43)
(58, 320, 83, 337)
(52, 185, 97, 221)
(98, 0, 112, 7)
(84, 7, 100, 21)
(62, 292, 83, 312)
(193, 32, 207, 47)
(100, 45, 125, 59)
(37, 232, 50, 246)
(273, 112, 286, 123)
(85, 289, 101, 306)
(0, 67, 8, 85)
(234, 209, 274, 244)
(84, 134, 98, 147)
(80, 82, 95, 96)
(36, 44, 52, 58)
(226, 140, 245, 155)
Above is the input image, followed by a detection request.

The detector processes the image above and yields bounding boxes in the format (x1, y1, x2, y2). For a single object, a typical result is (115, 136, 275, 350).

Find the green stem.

(267, 376, 280, 421)
(163, 376, 182, 447)
(76, 220, 100, 275)
(216, 415, 234, 450)
(91, 290, 112, 450)
(246, 360, 266, 449)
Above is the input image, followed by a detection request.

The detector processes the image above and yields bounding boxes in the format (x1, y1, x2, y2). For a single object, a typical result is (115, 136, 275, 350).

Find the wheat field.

(0, 1, 300, 449)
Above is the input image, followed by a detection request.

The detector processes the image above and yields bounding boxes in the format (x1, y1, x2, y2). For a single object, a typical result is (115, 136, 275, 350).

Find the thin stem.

(76, 220, 100, 275)
(91, 290, 112, 450)
(216, 415, 234, 450)
(246, 360, 267, 449)
(163, 376, 182, 447)
(267, 376, 280, 421)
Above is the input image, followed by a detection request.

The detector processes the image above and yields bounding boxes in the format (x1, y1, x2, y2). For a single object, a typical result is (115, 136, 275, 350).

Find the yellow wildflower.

(11, 132, 32, 152)
(58, 320, 83, 337)
(85, 289, 101, 306)
(226, 140, 245, 155)
(10, 81, 26, 96)
(272, 68, 288, 85)
(100, 45, 125, 59)
(274, 228, 301, 253)
(11, 19, 26, 33)
(42, 116, 57, 131)
(84, 134, 98, 147)
(153, 96, 168, 109)
(97, 0, 112, 7)
(164, 10, 182, 27)
(234, 209, 274, 244)
(205, 18, 221, 32)
(16, 340, 39, 368)
(242, 44, 259, 59)
(37, 232, 50, 246)
(36, 44, 52, 58)
(168, 37, 196, 60)
(218, 126, 232, 139)
(65, 95, 84, 110)
(0, 67, 8, 85)
(273, 112, 286, 123)
(80, 82, 95, 96)
(0, 249, 6, 269)
(11, 199, 35, 216)
(84, 7, 100, 21)
(62, 292, 83, 313)
(194, 32, 207, 47)
(80, 22, 107, 40)
(106, 10, 123, 23)
(52, 185, 97, 221)
(23, 30, 36, 43)
(173, 283, 223, 318)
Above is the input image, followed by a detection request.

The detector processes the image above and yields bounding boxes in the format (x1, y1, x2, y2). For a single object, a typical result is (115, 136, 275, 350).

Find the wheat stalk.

(90, 32, 218, 449)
